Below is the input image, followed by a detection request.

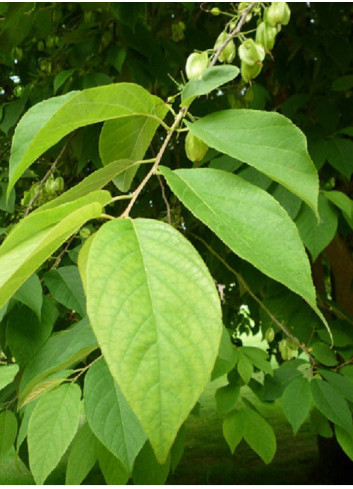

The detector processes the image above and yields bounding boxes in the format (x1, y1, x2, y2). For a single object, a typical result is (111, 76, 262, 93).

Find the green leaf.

(310, 408, 333, 438)
(281, 377, 312, 434)
(319, 370, 353, 403)
(223, 410, 244, 453)
(271, 184, 302, 220)
(311, 342, 338, 367)
(170, 426, 185, 472)
(19, 317, 97, 406)
(211, 327, 238, 381)
(85, 218, 222, 462)
(132, 442, 171, 485)
(186, 109, 319, 213)
(326, 137, 353, 179)
(240, 347, 273, 376)
(181, 66, 239, 105)
(44, 266, 86, 317)
(0, 191, 110, 310)
(242, 406, 277, 464)
(324, 190, 353, 228)
(53, 69, 75, 94)
(311, 378, 353, 435)
(0, 411, 18, 456)
(335, 425, 353, 461)
(84, 358, 146, 472)
(332, 75, 353, 91)
(16, 400, 37, 451)
(8, 83, 166, 194)
(97, 443, 129, 484)
(215, 384, 241, 415)
(28, 383, 81, 484)
(160, 167, 321, 323)
(6, 298, 56, 366)
(0, 364, 19, 391)
(295, 194, 338, 261)
(99, 99, 168, 192)
(66, 423, 98, 485)
(237, 351, 253, 384)
(13, 273, 42, 319)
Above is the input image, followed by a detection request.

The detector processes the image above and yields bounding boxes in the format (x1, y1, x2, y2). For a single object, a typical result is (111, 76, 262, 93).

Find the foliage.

(0, 1, 353, 484)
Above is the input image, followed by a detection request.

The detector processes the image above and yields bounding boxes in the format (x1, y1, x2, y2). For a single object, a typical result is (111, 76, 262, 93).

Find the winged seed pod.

(240, 60, 261, 83)
(266, 2, 291, 27)
(214, 32, 236, 64)
(185, 52, 209, 80)
(256, 21, 277, 51)
(185, 132, 209, 162)
(239, 38, 265, 66)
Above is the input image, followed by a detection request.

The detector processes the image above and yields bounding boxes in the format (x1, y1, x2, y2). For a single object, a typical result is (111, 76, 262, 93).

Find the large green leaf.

(13, 273, 42, 320)
(311, 378, 353, 435)
(97, 443, 129, 485)
(242, 406, 277, 464)
(281, 376, 312, 434)
(85, 218, 222, 462)
(28, 383, 81, 484)
(44, 266, 86, 317)
(8, 83, 166, 194)
(0, 411, 17, 456)
(186, 109, 319, 213)
(84, 358, 146, 472)
(160, 167, 320, 319)
(223, 410, 244, 454)
(295, 193, 337, 261)
(66, 423, 98, 485)
(335, 425, 353, 462)
(0, 364, 19, 391)
(132, 442, 171, 485)
(19, 317, 97, 406)
(181, 66, 240, 105)
(99, 99, 168, 192)
(324, 190, 353, 228)
(0, 191, 110, 310)
(6, 298, 56, 366)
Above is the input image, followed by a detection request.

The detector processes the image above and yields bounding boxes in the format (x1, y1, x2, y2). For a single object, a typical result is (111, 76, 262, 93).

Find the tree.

(0, 2, 353, 484)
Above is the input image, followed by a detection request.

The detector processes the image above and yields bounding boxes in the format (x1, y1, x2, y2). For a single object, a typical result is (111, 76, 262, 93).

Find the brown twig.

(210, 2, 257, 67)
(24, 134, 73, 217)
(190, 232, 315, 366)
(50, 234, 76, 270)
(157, 174, 172, 225)
(120, 108, 186, 219)
(70, 353, 102, 384)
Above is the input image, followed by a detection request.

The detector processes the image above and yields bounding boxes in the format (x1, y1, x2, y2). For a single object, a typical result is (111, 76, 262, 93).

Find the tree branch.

(210, 2, 257, 67)
(120, 108, 186, 219)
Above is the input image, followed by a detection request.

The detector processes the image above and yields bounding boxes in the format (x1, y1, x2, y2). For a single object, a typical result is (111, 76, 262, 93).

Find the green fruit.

(239, 38, 265, 66)
(211, 7, 221, 16)
(37, 40, 45, 51)
(185, 132, 208, 162)
(38, 58, 52, 74)
(214, 32, 236, 64)
(80, 227, 91, 239)
(266, 2, 291, 27)
(185, 52, 209, 80)
(265, 327, 275, 343)
(256, 21, 277, 51)
(240, 60, 261, 83)
(53, 176, 64, 192)
(45, 176, 57, 195)
(13, 86, 23, 98)
(285, 337, 299, 351)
